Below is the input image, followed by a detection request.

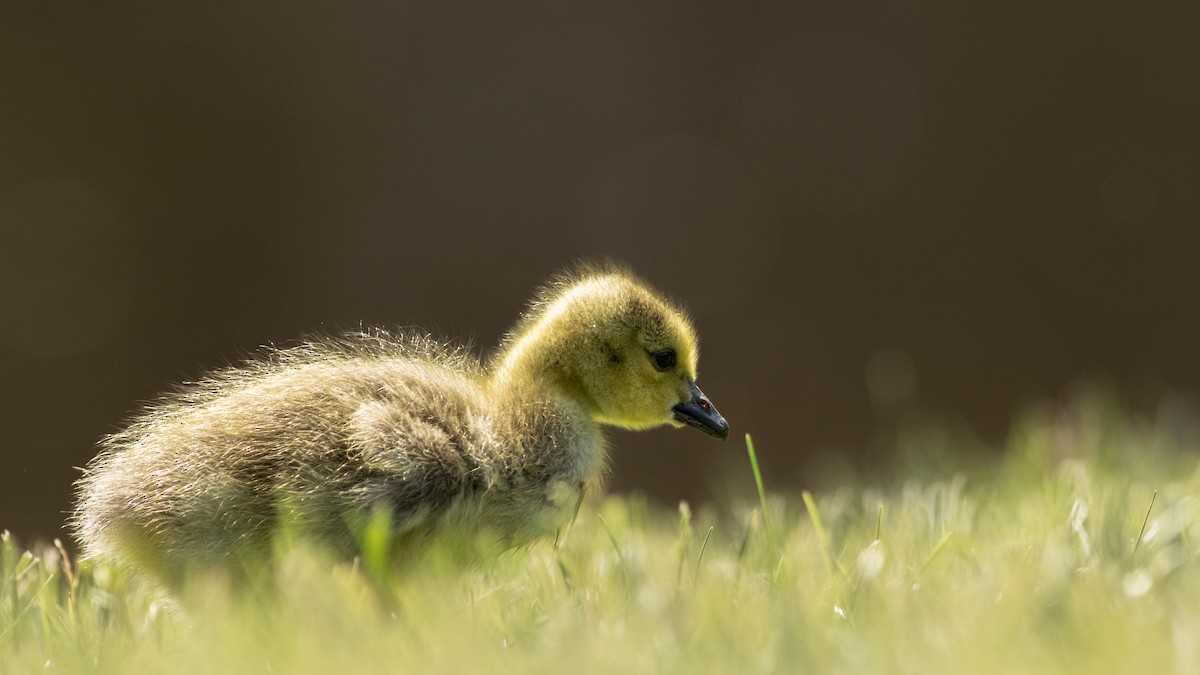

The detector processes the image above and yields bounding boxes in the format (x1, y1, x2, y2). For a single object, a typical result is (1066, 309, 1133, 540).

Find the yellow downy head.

(493, 266, 728, 438)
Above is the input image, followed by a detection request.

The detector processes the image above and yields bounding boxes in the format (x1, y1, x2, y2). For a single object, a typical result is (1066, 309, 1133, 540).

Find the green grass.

(5, 395, 1200, 674)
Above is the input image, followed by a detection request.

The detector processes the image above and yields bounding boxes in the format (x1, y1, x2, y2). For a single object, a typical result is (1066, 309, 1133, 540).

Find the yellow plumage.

(73, 265, 727, 583)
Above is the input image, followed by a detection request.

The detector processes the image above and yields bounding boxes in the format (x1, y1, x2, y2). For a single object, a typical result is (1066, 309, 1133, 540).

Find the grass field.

(4, 393, 1200, 674)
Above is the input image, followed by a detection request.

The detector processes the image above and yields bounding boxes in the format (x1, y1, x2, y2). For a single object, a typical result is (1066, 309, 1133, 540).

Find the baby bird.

(73, 266, 727, 583)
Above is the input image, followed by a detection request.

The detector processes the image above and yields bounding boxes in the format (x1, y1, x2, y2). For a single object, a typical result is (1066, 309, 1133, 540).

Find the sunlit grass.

(4, 394, 1200, 674)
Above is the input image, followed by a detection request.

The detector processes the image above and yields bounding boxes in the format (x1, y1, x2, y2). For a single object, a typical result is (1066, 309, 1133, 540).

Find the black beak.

(672, 380, 729, 440)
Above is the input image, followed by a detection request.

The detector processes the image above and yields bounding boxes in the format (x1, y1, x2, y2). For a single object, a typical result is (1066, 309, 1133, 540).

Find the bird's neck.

(489, 323, 602, 418)
(490, 306, 569, 387)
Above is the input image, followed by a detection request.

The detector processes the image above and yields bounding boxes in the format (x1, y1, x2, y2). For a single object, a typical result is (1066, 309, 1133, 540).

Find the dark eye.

(651, 349, 676, 372)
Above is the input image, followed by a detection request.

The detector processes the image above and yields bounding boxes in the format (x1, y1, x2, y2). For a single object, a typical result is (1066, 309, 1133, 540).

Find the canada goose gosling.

(73, 267, 728, 581)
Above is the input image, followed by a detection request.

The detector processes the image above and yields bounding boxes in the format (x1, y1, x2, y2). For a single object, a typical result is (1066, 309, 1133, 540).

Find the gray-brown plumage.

(73, 266, 728, 582)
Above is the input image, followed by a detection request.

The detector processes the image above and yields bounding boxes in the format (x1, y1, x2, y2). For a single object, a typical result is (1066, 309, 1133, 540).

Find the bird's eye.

(651, 349, 676, 372)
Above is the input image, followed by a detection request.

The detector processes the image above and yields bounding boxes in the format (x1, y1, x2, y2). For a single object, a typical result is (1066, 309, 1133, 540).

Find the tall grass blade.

(1133, 489, 1157, 558)
(802, 490, 837, 576)
(745, 434, 769, 537)
(695, 525, 714, 580)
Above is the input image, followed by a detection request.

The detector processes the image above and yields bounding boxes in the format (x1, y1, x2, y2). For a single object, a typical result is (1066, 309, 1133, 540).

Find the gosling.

(73, 266, 728, 582)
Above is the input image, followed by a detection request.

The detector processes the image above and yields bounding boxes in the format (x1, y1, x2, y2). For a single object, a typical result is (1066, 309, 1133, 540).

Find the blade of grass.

(918, 531, 955, 576)
(357, 507, 394, 584)
(675, 501, 693, 588)
(554, 488, 587, 550)
(0, 570, 55, 642)
(695, 525, 714, 580)
(746, 434, 770, 537)
(802, 490, 838, 576)
(1133, 489, 1157, 558)
(596, 515, 624, 566)
(735, 509, 759, 581)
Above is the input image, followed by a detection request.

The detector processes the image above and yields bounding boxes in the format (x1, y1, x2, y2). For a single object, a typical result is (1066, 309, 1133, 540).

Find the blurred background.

(2, 1, 1198, 544)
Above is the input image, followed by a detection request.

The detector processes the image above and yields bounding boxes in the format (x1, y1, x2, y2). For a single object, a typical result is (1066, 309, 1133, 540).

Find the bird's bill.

(672, 380, 730, 440)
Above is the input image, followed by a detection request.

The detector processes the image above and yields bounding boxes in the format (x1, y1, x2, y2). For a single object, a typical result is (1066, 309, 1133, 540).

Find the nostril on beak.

(672, 380, 728, 439)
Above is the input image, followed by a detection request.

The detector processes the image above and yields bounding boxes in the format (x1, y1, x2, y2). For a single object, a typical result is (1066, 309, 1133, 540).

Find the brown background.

(2, 2, 1198, 544)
